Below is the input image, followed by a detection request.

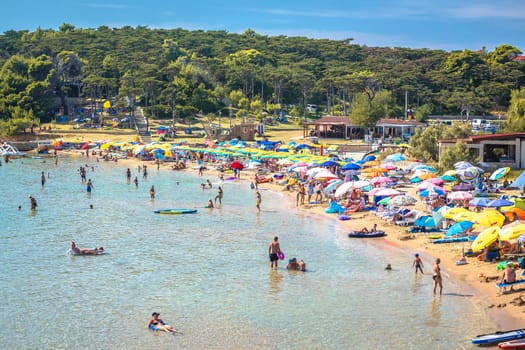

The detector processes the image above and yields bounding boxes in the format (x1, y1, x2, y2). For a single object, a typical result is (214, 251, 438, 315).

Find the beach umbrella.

(343, 170, 361, 176)
(363, 160, 380, 167)
(443, 170, 457, 177)
(389, 195, 418, 206)
(446, 221, 474, 237)
(485, 198, 514, 208)
(412, 165, 437, 173)
(440, 174, 456, 182)
(371, 176, 393, 185)
(418, 182, 439, 190)
(469, 197, 490, 207)
(277, 159, 294, 166)
(425, 178, 445, 186)
(419, 187, 446, 197)
(447, 191, 472, 201)
(314, 170, 338, 180)
(385, 153, 406, 162)
(432, 206, 450, 228)
(504, 208, 525, 222)
(370, 188, 401, 197)
(473, 210, 505, 227)
(384, 164, 397, 170)
(456, 167, 479, 181)
(443, 207, 469, 219)
(334, 180, 370, 197)
(452, 211, 476, 223)
(320, 160, 340, 167)
(341, 162, 362, 170)
(471, 226, 500, 251)
(500, 222, 525, 241)
(324, 179, 344, 194)
(489, 167, 511, 181)
(378, 197, 392, 205)
(414, 215, 436, 228)
(306, 167, 322, 176)
(454, 161, 474, 169)
(363, 155, 376, 162)
(452, 183, 475, 191)
(230, 160, 244, 170)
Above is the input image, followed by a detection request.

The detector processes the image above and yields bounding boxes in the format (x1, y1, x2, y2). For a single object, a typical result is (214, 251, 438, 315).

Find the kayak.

(348, 230, 386, 238)
(154, 209, 198, 215)
(472, 329, 525, 345)
(499, 339, 525, 349)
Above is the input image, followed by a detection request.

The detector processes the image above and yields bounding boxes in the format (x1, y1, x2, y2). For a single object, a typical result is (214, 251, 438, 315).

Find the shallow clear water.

(0, 156, 494, 349)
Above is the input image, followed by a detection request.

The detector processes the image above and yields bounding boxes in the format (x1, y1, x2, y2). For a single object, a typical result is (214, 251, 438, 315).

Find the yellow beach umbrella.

(443, 170, 456, 177)
(499, 223, 525, 241)
(452, 211, 475, 223)
(471, 226, 500, 252)
(473, 210, 505, 228)
(443, 207, 469, 219)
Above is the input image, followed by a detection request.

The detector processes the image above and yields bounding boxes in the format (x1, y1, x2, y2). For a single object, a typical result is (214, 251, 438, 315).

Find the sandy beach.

(63, 147, 525, 332)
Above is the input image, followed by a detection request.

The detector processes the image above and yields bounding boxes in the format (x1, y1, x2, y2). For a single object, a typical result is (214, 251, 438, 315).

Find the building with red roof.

(439, 132, 525, 169)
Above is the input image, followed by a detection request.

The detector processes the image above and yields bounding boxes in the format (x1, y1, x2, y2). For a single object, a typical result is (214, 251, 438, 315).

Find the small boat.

(348, 230, 386, 238)
(499, 338, 525, 349)
(154, 209, 198, 215)
(472, 329, 525, 345)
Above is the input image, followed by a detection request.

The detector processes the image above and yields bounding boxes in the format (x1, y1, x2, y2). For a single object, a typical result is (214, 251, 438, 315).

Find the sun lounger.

(496, 280, 525, 293)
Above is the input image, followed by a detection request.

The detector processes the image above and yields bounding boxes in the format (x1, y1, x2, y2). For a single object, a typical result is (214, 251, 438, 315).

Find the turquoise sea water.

(0, 156, 494, 349)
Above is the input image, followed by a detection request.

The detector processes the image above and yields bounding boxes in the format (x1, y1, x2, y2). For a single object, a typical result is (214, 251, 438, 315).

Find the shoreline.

(64, 149, 523, 332)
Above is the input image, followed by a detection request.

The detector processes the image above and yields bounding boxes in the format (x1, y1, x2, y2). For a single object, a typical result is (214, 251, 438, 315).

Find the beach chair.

(394, 210, 419, 226)
(496, 280, 525, 294)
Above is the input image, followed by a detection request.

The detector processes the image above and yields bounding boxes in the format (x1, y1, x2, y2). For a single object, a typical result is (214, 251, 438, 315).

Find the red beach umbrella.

(230, 160, 244, 170)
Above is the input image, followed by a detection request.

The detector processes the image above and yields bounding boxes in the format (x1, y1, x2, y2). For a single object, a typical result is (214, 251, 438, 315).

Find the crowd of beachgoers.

(10, 137, 525, 331)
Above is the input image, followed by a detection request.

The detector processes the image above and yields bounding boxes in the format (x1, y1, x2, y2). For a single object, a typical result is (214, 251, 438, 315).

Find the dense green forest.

(0, 24, 524, 134)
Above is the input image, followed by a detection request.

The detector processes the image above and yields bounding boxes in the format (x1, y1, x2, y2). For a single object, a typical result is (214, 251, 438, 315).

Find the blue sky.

(2, 0, 525, 52)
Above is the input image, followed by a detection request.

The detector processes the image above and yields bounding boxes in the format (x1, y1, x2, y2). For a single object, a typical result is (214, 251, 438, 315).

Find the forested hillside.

(0, 24, 523, 134)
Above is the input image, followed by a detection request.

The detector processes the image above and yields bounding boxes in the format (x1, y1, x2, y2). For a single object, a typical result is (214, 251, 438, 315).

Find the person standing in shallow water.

(433, 258, 443, 295)
(86, 179, 93, 194)
(413, 253, 424, 274)
(268, 236, 281, 269)
(256, 190, 261, 213)
(29, 195, 37, 210)
(150, 185, 155, 199)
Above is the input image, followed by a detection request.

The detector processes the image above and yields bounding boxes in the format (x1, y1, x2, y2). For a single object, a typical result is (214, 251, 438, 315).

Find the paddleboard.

(472, 329, 525, 345)
(154, 209, 198, 215)
(499, 338, 525, 349)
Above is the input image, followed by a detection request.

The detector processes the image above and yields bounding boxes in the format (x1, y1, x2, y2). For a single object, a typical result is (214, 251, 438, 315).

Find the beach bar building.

(439, 133, 525, 169)
(302, 116, 425, 141)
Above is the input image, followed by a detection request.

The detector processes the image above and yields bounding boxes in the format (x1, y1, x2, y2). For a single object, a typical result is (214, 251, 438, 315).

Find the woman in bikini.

(147, 312, 176, 333)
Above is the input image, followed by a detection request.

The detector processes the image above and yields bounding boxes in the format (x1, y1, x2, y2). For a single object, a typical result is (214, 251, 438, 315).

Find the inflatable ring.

(278, 251, 285, 260)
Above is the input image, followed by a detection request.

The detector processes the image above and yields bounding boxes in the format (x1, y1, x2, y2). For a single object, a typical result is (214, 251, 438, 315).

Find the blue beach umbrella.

(446, 221, 474, 237)
(341, 162, 362, 170)
(362, 155, 376, 162)
(419, 187, 446, 197)
(414, 215, 436, 228)
(410, 177, 422, 183)
(489, 167, 511, 181)
(385, 153, 406, 162)
(469, 197, 490, 207)
(412, 165, 437, 173)
(440, 175, 456, 182)
(486, 198, 514, 208)
(320, 160, 340, 167)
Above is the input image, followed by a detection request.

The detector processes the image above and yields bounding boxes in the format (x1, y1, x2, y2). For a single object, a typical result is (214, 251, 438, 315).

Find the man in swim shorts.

(413, 253, 424, 274)
(268, 236, 281, 269)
